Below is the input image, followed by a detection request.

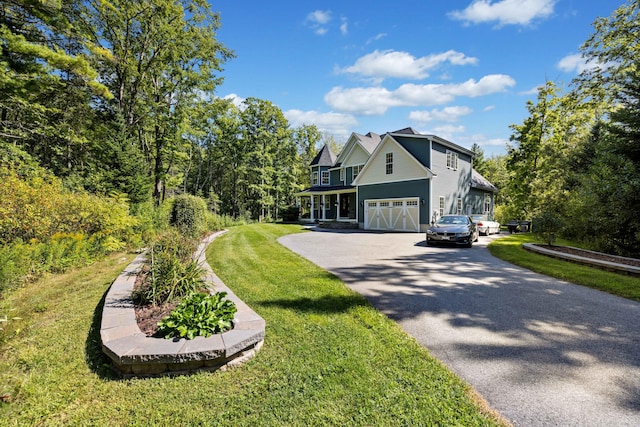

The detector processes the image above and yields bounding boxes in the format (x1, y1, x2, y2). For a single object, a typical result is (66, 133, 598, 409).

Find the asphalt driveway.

(278, 228, 640, 427)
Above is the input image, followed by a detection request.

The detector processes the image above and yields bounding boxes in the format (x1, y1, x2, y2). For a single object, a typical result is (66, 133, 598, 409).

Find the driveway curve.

(278, 228, 640, 427)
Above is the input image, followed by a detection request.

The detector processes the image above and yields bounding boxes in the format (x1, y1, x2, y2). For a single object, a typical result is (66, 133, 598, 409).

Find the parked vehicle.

(426, 215, 479, 247)
(470, 215, 501, 235)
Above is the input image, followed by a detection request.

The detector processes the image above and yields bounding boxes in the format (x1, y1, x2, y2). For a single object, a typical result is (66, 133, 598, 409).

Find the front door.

(340, 194, 350, 218)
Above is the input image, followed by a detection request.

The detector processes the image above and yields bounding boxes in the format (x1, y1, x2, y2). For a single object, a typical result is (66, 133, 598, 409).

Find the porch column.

(336, 195, 341, 219)
(321, 195, 326, 220)
(310, 196, 315, 221)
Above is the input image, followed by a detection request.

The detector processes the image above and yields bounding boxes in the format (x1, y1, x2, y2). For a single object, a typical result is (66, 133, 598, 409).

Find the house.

(296, 128, 498, 232)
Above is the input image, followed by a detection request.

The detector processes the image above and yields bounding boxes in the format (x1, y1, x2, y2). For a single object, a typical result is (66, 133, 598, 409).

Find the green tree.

(293, 124, 321, 187)
(84, 0, 233, 204)
(470, 143, 488, 176)
(0, 0, 110, 175)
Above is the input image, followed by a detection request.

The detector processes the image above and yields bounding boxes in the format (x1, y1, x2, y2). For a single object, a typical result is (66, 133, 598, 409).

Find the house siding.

(393, 135, 431, 167)
(355, 137, 428, 186)
(430, 142, 472, 216)
(357, 179, 430, 230)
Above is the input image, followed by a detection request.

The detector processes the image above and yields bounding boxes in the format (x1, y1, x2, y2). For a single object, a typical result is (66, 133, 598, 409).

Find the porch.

(296, 187, 357, 224)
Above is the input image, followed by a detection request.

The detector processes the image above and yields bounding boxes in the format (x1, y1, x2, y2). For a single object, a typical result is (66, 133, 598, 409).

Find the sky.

(211, 0, 620, 157)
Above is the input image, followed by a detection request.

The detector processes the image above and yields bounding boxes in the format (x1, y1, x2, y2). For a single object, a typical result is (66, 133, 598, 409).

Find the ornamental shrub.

(169, 194, 208, 238)
(157, 292, 237, 340)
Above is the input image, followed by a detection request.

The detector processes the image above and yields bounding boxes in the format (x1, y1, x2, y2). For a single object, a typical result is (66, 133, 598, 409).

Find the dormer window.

(446, 150, 458, 170)
(321, 171, 330, 186)
(385, 152, 393, 175)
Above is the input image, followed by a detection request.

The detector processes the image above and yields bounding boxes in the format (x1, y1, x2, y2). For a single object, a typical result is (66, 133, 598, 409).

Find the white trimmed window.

(312, 171, 319, 186)
(484, 194, 491, 214)
(457, 198, 463, 214)
(446, 150, 459, 170)
(439, 196, 445, 217)
(340, 168, 345, 182)
(321, 171, 330, 185)
(385, 152, 393, 175)
(352, 164, 363, 180)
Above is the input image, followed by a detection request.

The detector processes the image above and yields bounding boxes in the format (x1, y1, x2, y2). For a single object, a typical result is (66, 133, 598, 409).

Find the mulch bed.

(534, 244, 640, 268)
(135, 302, 177, 337)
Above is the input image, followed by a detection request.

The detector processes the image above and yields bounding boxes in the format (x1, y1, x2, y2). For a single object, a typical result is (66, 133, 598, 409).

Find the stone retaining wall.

(100, 231, 265, 377)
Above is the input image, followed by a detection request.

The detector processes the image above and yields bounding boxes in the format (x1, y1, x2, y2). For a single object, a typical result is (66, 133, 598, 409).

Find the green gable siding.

(393, 135, 431, 167)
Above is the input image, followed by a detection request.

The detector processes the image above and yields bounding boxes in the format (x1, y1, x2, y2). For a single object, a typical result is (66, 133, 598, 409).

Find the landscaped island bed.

(100, 231, 265, 377)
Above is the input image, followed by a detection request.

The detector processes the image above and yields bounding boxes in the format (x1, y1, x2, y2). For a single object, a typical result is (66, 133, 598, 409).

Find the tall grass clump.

(132, 230, 206, 306)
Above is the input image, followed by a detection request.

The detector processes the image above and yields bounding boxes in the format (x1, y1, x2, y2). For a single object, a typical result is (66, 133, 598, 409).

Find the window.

(484, 194, 491, 214)
(393, 201, 403, 207)
(340, 168, 345, 182)
(446, 150, 459, 170)
(385, 152, 393, 174)
(312, 171, 319, 186)
(439, 196, 445, 217)
(407, 200, 418, 206)
(321, 171, 330, 185)
(352, 164, 363, 180)
(380, 202, 389, 207)
(456, 198, 463, 214)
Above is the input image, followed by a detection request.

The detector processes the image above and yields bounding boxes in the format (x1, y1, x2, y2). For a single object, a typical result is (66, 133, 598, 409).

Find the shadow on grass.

(85, 285, 120, 380)
(257, 294, 369, 314)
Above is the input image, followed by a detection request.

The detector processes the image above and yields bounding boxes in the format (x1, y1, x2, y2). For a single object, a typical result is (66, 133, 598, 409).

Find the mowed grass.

(488, 233, 640, 302)
(0, 223, 505, 426)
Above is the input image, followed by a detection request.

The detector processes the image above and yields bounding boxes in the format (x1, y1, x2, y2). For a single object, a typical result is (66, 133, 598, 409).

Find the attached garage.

(364, 197, 420, 232)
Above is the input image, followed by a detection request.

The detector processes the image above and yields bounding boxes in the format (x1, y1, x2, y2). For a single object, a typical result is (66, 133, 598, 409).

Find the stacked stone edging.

(523, 243, 640, 276)
(100, 230, 265, 377)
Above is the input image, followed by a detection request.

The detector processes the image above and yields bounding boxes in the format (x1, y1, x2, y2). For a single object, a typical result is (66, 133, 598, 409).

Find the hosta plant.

(157, 291, 237, 340)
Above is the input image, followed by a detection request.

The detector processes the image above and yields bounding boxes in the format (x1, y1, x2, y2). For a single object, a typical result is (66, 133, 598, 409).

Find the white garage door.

(364, 198, 420, 232)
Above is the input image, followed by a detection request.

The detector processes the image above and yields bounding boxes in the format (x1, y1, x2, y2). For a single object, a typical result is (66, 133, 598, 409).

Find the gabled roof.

(358, 132, 382, 154)
(471, 169, 498, 192)
(389, 127, 421, 135)
(352, 133, 435, 186)
(310, 144, 336, 166)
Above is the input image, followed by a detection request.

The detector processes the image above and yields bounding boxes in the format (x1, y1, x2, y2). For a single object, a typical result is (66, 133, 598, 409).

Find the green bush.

(532, 211, 564, 246)
(169, 194, 208, 237)
(280, 206, 300, 222)
(157, 291, 237, 339)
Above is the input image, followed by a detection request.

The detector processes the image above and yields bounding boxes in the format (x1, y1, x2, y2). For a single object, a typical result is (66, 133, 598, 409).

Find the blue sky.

(211, 0, 618, 156)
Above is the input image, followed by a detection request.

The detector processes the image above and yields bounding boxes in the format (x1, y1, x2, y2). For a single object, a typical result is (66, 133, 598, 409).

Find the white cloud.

(223, 93, 246, 108)
(557, 53, 586, 73)
(483, 105, 495, 112)
(285, 109, 358, 140)
(448, 0, 556, 27)
(366, 33, 387, 45)
(325, 74, 515, 115)
(339, 49, 478, 81)
(409, 106, 473, 124)
(306, 10, 332, 35)
(307, 10, 331, 25)
(340, 17, 348, 35)
(432, 124, 467, 134)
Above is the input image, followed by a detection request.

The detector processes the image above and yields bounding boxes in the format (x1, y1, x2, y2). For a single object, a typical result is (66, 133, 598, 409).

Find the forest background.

(1, 0, 640, 298)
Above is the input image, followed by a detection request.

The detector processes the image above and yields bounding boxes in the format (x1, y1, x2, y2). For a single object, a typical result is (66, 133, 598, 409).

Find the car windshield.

(438, 216, 468, 225)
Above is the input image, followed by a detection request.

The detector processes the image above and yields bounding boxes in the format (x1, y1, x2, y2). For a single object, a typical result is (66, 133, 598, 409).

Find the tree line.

(1, 0, 321, 222)
(474, 0, 640, 256)
(3, 0, 640, 256)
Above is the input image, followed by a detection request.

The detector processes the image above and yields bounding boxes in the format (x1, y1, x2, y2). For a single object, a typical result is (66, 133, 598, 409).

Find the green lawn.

(0, 224, 505, 426)
(488, 233, 640, 302)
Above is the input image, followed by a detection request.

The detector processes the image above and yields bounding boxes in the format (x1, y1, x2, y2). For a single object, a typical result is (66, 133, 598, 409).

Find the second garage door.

(364, 198, 420, 232)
